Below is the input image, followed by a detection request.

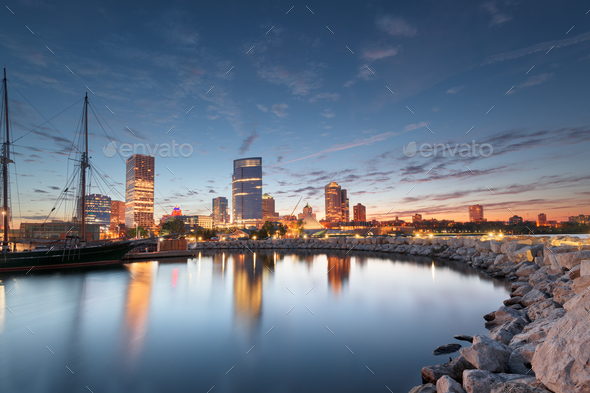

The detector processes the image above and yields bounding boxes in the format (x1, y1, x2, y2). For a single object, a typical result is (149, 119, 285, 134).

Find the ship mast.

(2, 68, 11, 247)
(80, 93, 89, 240)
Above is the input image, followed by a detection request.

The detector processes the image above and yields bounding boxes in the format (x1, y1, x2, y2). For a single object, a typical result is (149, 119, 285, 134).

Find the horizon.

(1, 1, 589, 227)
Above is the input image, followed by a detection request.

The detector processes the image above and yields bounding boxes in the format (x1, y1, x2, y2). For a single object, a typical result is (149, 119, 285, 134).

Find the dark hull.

(0, 241, 138, 272)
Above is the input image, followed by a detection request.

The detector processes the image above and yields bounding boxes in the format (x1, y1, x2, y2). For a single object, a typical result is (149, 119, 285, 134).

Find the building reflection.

(233, 253, 263, 329)
(212, 253, 227, 280)
(122, 262, 155, 366)
(327, 254, 351, 294)
(0, 280, 4, 334)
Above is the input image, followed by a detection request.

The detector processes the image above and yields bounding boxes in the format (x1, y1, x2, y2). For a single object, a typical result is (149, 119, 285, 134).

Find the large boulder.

(460, 335, 512, 373)
(436, 375, 466, 393)
(581, 260, 590, 276)
(462, 370, 536, 393)
(490, 382, 553, 393)
(520, 289, 549, 307)
(508, 343, 537, 375)
(525, 299, 561, 322)
(553, 251, 590, 271)
(490, 240, 503, 254)
(408, 384, 437, 393)
(510, 309, 565, 348)
(571, 276, 590, 295)
(531, 290, 590, 393)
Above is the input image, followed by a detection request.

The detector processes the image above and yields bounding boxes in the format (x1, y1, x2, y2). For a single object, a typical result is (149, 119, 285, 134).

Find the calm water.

(0, 251, 509, 393)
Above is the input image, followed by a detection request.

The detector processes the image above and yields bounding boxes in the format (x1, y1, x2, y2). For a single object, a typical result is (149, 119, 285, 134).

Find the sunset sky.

(1, 0, 589, 225)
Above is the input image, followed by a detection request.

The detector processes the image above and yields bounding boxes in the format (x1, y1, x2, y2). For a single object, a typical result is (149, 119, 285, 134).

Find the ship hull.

(0, 241, 138, 272)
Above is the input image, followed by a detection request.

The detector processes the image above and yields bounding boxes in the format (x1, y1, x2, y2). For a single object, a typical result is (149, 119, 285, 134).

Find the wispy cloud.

(257, 104, 268, 112)
(376, 15, 417, 37)
(363, 47, 399, 60)
(404, 122, 428, 132)
(320, 109, 335, 118)
(507, 73, 552, 95)
(446, 86, 463, 94)
(481, 2, 513, 27)
(483, 31, 590, 65)
(272, 103, 288, 118)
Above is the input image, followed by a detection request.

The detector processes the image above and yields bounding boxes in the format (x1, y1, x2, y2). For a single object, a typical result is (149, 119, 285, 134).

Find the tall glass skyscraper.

(125, 154, 155, 229)
(232, 157, 262, 224)
(86, 194, 111, 227)
(212, 196, 228, 225)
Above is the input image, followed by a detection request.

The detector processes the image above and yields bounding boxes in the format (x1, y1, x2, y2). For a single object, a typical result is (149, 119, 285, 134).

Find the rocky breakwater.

(189, 234, 590, 392)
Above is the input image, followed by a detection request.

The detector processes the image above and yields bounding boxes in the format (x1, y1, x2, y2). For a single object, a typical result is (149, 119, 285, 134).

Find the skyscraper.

(538, 213, 547, 224)
(212, 197, 228, 226)
(469, 204, 484, 222)
(110, 200, 125, 230)
(86, 194, 111, 227)
(325, 182, 342, 223)
(353, 203, 366, 222)
(232, 157, 262, 224)
(125, 154, 155, 230)
(262, 193, 279, 222)
(340, 189, 349, 222)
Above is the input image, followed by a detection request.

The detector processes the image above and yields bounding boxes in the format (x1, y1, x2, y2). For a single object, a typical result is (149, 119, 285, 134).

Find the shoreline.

(190, 235, 590, 393)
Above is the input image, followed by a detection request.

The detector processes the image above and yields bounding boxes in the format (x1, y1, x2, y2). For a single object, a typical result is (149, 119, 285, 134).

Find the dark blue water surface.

(0, 251, 509, 393)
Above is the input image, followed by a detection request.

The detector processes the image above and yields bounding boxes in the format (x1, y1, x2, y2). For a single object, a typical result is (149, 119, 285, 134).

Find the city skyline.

(1, 1, 589, 227)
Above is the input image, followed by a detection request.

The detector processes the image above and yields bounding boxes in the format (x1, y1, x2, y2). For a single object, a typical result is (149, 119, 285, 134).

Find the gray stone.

(408, 383, 437, 393)
(581, 260, 590, 277)
(525, 299, 561, 322)
(436, 375, 466, 393)
(421, 355, 474, 384)
(520, 289, 549, 307)
(568, 265, 581, 280)
(433, 343, 462, 356)
(532, 290, 590, 393)
(572, 276, 590, 295)
(503, 296, 522, 306)
(454, 335, 473, 343)
(512, 284, 533, 297)
(462, 370, 537, 393)
(508, 344, 537, 375)
(552, 282, 575, 305)
(460, 335, 512, 373)
(488, 316, 528, 345)
(554, 250, 590, 271)
(516, 264, 539, 277)
(490, 382, 552, 393)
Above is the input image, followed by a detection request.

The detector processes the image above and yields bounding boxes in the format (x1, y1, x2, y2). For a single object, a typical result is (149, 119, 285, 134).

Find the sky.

(1, 0, 589, 226)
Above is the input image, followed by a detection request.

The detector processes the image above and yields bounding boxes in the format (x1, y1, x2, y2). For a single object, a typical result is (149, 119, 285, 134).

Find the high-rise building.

(125, 154, 155, 230)
(325, 182, 342, 223)
(353, 203, 366, 222)
(212, 197, 229, 226)
(262, 193, 280, 223)
(469, 204, 484, 222)
(538, 213, 547, 224)
(341, 189, 349, 222)
(86, 194, 111, 227)
(110, 200, 125, 230)
(232, 157, 262, 224)
(509, 215, 523, 225)
(412, 214, 422, 223)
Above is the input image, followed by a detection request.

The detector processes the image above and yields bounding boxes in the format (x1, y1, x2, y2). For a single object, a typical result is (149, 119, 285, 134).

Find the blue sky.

(1, 0, 590, 225)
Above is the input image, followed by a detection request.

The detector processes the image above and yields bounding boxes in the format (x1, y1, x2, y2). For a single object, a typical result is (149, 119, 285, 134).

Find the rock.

(508, 344, 537, 375)
(532, 290, 590, 393)
(568, 265, 581, 279)
(436, 375, 466, 393)
(488, 316, 528, 345)
(460, 335, 512, 372)
(554, 250, 590, 271)
(553, 282, 575, 305)
(581, 260, 590, 276)
(408, 383, 437, 393)
(572, 276, 590, 295)
(490, 382, 553, 393)
(510, 309, 565, 347)
(421, 355, 474, 384)
(454, 335, 473, 343)
(520, 289, 549, 307)
(462, 370, 537, 393)
(512, 284, 533, 297)
(525, 299, 561, 322)
(434, 343, 462, 356)
(503, 296, 522, 306)
(490, 240, 503, 254)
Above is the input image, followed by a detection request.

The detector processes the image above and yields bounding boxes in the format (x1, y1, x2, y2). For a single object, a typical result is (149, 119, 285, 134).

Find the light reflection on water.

(0, 251, 509, 393)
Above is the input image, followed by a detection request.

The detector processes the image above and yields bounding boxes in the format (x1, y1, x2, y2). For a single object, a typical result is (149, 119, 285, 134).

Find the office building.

(469, 204, 484, 222)
(325, 182, 343, 223)
(341, 189, 349, 222)
(538, 213, 547, 225)
(298, 203, 316, 220)
(125, 154, 155, 230)
(353, 203, 366, 222)
(232, 157, 262, 224)
(262, 193, 280, 223)
(509, 215, 523, 225)
(412, 213, 423, 223)
(212, 197, 229, 226)
(86, 194, 111, 227)
(110, 200, 125, 230)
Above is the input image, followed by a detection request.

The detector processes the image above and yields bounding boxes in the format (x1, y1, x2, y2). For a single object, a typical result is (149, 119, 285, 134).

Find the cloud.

(376, 15, 417, 37)
(272, 103, 288, 118)
(320, 110, 335, 118)
(257, 104, 268, 112)
(404, 122, 428, 132)
(309, 92, 340, 103)
(481, 2, 513, 26)
(358, 65, 376, 81)
(446, 86, 463, 94)
(483, 31, 590, 65)
(257, 63, 324, 96)
(507, 73, 552, 95)
(363, 47, 399, 60)
(238, 120, 259, 154)
(34, 189, 48, 193)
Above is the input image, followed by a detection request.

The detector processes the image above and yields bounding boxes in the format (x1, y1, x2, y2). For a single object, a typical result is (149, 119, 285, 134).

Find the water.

(0, 251, 510, 393)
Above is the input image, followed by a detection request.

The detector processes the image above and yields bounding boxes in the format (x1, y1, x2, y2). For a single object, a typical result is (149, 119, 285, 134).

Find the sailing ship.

(0, 68, 141, 272)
